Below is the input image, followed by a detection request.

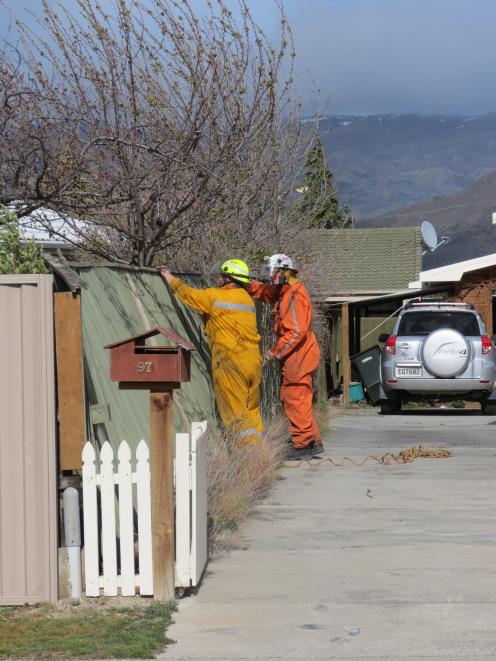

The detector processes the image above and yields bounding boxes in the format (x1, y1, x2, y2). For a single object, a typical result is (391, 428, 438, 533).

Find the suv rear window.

(398, 311, 480, 336)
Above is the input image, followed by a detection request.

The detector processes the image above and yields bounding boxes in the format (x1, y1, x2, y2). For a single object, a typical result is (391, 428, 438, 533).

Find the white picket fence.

(82, 421, 208, 597)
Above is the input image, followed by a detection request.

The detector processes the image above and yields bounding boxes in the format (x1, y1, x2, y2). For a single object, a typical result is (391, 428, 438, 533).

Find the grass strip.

(0, 601, 175, 659)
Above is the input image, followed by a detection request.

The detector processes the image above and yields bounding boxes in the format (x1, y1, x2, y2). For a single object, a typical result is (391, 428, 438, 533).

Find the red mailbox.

(105, 327, 196, 386)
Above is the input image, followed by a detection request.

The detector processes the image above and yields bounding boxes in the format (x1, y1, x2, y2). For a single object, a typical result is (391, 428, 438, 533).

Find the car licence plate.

(395, 366, 422, 377)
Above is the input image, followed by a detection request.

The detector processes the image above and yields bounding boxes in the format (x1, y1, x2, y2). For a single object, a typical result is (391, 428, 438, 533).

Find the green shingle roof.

(305, 227, 422, 296)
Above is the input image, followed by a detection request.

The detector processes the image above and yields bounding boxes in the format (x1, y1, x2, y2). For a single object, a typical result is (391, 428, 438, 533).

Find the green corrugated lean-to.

(75, 265, 215, 456)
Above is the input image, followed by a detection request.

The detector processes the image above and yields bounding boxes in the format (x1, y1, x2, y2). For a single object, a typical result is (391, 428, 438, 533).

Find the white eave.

(324, 287, 450, 306)
(410, 252, 496, 288)
(8, 203, 82, 245)
(324, 289, 406, 303)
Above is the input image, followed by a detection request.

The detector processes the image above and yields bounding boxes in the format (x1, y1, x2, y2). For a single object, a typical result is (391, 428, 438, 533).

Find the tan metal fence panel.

(0, 275, 58, 604)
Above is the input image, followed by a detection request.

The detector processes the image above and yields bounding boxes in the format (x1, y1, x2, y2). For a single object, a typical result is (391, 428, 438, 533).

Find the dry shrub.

(207, 416, 288, 554)
(314, 400, 333, 438)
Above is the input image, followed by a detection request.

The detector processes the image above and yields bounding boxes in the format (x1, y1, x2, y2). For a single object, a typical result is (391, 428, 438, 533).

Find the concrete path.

(162, 409, 496, 660)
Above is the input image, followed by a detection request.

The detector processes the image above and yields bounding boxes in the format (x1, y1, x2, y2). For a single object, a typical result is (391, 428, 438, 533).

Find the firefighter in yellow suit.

(159, 260, 263, 442)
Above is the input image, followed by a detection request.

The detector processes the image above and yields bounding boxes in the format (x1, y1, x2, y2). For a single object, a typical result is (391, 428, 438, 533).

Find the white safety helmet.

(260, 253, 298, 280)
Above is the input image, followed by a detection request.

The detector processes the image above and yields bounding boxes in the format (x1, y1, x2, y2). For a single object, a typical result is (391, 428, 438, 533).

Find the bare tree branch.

(0, 0, 313, 267)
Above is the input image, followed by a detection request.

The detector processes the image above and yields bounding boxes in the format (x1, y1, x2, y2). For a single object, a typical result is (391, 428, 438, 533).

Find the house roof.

(412, 252, 496, 286)
(11, 205, 81, 245)
(305, 227, 423, 298)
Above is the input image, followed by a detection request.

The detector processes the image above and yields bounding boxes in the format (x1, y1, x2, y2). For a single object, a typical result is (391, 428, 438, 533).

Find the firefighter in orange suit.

(159, 260, 263, 442)
(248, 254, 322, 460)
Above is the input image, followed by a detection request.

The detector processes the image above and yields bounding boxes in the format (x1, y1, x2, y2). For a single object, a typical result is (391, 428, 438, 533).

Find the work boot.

(312, 441, 325, 456)
(285, 443, 314, 461)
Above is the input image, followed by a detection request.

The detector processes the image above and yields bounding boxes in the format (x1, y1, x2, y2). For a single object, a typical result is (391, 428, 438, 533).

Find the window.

(398, 311, 479, 336)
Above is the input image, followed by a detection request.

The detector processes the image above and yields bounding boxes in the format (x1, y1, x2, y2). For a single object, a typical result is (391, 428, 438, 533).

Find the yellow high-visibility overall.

(169, 276, 263, 441)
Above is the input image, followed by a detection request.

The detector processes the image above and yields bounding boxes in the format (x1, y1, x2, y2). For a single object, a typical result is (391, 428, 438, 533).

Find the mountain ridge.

(360, 169, 496, 268)
(320, 112, 496, 219)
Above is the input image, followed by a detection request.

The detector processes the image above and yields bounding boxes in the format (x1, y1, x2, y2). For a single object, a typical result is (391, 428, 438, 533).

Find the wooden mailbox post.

(105, 327, 196, 601)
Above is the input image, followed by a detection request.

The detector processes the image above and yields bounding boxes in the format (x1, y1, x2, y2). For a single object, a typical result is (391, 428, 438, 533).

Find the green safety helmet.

(220, 259, 250, 284)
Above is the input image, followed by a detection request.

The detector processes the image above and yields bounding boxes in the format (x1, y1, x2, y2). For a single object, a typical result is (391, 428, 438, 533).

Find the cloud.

(281, 0, 496, 114)
(3, 0, 496, 114)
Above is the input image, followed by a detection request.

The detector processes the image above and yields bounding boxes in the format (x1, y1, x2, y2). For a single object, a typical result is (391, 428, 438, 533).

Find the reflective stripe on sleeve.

(275, 298, 300, 358)
(238, 427, 257, 438)
(238, 428, 263, 439)
(213, 301, 256, 313)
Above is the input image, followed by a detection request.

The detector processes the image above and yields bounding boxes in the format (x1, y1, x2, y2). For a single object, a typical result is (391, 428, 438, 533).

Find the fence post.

(100, 442, 118, 596)
(136, 440, 153, 595)
(82, 442, 99, 597)
(118, 441, 135, 596)
(175, 432, 192, 587)
(190, 421, 208, 586)
(150, 389, 175, 601)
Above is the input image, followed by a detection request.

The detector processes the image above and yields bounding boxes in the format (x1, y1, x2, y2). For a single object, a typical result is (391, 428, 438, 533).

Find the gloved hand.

(264, 349, 275, 362)
(159, 267, 173, 284)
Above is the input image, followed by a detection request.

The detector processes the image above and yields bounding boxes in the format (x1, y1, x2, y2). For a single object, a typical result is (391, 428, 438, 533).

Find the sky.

(3, 0, 496, 116)
(265, 0, 496, 115)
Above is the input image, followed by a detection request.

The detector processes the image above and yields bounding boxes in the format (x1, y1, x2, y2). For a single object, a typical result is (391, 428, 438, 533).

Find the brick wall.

(450, 267, 496, 335)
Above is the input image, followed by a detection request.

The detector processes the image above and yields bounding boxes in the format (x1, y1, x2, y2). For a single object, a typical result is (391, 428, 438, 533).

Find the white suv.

(379, 302, 496, 414)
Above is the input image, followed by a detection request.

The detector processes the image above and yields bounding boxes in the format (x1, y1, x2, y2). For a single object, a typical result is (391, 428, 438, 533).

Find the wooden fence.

(82, 421, 208, 597)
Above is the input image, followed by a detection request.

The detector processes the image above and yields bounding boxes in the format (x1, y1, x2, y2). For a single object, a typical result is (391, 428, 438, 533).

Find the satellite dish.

(421, 221, 438, 250)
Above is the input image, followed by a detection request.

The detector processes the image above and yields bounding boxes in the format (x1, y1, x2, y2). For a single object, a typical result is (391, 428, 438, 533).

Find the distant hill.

(320, 113, 496, 218)
(361, 170, 496, 268)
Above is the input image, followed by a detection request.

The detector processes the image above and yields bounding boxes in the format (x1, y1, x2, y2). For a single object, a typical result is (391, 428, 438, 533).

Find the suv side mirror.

(378, 334, 389, 343)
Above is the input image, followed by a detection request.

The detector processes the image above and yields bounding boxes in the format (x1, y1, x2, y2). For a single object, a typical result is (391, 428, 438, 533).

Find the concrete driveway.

(163, 409, 496, 660)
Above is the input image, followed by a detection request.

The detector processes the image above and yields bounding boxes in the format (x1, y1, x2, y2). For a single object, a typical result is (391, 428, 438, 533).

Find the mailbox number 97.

(137, 361, 153, 374)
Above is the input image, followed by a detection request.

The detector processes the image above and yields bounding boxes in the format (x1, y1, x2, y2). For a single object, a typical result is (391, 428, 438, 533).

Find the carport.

(335, 285, 454, 406)
(307, 226, 425, 401)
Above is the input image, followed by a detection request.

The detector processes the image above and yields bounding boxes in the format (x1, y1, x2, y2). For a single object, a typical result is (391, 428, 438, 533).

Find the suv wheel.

(481, 402, 496, 416)
(380, 399, 402, 415)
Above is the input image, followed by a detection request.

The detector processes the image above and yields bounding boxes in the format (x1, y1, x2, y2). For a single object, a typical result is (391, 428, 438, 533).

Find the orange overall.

(169, 276, 263, 441)
(249, 279, 320, 448)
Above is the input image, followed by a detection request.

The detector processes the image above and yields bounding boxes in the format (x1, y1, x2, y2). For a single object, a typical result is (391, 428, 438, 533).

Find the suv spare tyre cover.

(421, 328, 470, 378)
